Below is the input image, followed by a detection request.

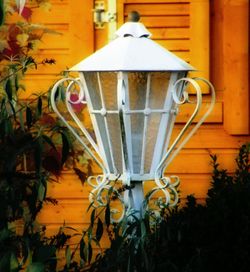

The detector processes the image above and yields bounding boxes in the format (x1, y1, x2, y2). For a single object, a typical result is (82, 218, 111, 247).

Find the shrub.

(88, 144, 250, 272)
(0, 2, 75, 271)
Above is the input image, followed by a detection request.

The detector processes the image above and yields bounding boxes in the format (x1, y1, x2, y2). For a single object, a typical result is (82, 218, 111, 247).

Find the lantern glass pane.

(130, 114, 144, 173)
(99, 72, 117, 110)
(149, 72, 171, 108)
(128, 72, 148, 110)
(83, 72, 102, 110)
(128, 72, 172, 174)
(128, 72, 148, 173)
(95, 114, 114, 172)
(106, 114, 123, 173)
(144, 114, 162, 173)
(99, 72, 123, 173)
(84, 72, 115, 173)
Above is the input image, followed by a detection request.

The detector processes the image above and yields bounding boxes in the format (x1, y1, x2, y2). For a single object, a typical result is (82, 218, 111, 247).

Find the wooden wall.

(19, 0, 94, 99)
(29, 0, 250, 251)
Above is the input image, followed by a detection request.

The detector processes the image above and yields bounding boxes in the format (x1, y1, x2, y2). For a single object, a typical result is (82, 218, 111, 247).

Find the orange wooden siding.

(29, 0, 250, 245)
(118, 0, 210, 93)
(19, 0, 94, 99)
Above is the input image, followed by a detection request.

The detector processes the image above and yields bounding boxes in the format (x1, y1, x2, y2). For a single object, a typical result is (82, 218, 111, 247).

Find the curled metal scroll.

(50, 78, 116, 212)
(160, 77, 216, 174)
(51, 77, 125, 222)
(87, 175, 126, 222)
(144, 77, 216, 210)
(144, 176, 180, 210)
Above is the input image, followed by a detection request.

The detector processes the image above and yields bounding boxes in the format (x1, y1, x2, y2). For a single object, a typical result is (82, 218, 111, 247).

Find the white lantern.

(51, 16, 215, 220)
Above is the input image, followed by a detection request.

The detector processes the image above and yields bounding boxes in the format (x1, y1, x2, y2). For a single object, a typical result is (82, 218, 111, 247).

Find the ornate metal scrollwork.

(87, 174, 126, 222)
(51, 76, 215, 221)
(145, 175, 180, 210)
(51, 78, 126, 222)
(144, 77, 216, 211)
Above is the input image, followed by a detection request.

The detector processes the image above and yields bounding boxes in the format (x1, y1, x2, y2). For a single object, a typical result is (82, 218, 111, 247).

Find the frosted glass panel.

(128, 72, 148, 174)
(99, 72, 117, 110)
(107, 115, 123, 173)
(82, 71, 176, 177)
(83, 72, 102, 110)
(149, 72, 171, 109)
(128, 72, 148, 110)
(144, 114, 161, 173)
(83, 72, 113, 172)
(131, 114, 144, 173)
(95, 114, 114, 172)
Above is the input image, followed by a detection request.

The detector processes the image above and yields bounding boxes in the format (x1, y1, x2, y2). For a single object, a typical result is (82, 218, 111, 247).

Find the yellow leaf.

(30, 39, 41, 51)
(16, 33, 29, 47)
(0, 39, 9, 52)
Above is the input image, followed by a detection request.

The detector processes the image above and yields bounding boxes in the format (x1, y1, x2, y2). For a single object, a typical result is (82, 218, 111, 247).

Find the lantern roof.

(70, 22, 195, 72)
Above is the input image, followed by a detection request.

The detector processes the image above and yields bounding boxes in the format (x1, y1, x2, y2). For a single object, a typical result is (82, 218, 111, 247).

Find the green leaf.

(36, 96, 42, 118)
(61, 131, 70, 166)
(87, 242, 92, 264)
(0, 228, 11, 242)
(140, 220, 147, 238)
(34, 137, 43, 174)
(10, 253, 19, 271)
(87, 201, 94, 212)
(4, 119, 13, 135)
(26, 106, 32, 129)
(8, 101, 16, 119)
(90, 209, 95, 228)
(54, 85, 64, 102)
(0, 0, 4, 26)
(5, 79, 12, 101)
(18, 110, 25, 131)
(96, 218, 103, 242)
(80, 237, 86, 262)
(73, 167, 87, 185)
(24, 56, 37, 70)
(26, 262, 45, 272)
(14, 74, 19, 92)
(65, 245, 71, 269)
(0, 252, 10, 272)
(38, 183, 45, 202)
(105, 203, 111, 227)
(34, 245, 56, 263)
(42, 134, 56, 150)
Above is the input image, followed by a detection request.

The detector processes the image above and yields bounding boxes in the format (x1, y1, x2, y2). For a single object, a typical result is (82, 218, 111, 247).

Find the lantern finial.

(128, 11, 140, 22)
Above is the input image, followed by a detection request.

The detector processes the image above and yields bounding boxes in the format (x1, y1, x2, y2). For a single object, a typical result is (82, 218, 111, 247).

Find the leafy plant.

(82, 144, 250, 272)
(0, 2, 80, 271)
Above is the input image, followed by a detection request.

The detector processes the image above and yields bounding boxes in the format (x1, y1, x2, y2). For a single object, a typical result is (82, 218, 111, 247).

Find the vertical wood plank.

(189, 0, 210, 92)
(223, 0, 249, 135)
(117, 0, 125, 27)
(69, 0, 94, 65)
(210, 0, 224, 92)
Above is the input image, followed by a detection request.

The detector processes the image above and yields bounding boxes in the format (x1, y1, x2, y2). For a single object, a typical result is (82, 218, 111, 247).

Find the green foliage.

(0, 68, 74, 271)
(0, 0, 4, 26)
(0, 2, 79, 271)
(85, 144, 250, 272)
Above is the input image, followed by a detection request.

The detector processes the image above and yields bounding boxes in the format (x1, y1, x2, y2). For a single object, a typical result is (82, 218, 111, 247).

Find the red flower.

(69, 93, 86, 113)
(20, 7, 33, 20)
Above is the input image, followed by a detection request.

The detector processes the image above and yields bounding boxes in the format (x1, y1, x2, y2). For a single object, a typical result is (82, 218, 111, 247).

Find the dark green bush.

(89, 144, 250, 272)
